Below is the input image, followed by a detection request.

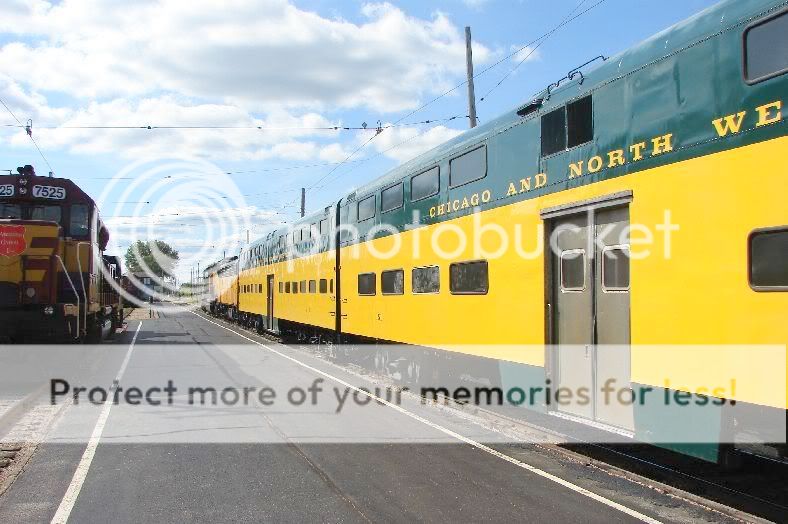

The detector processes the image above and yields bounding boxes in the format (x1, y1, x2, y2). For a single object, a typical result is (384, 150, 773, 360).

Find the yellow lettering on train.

(569, 161, 584, 178)
(535, 173, 547, 188)
(437, 204, 445, 216)
(429, 206, 436, 218)
(519, 178, 531, 192)
(607, 150, 625, 168)
(629, 142, 646, 161)
(470, 193, 480, 206)
(452, 199, 460, 211)
(506, 183, 517, 197)
(588, 156, 603, 173)
(712, 111, 746, 136)
(755, 101, 782, 127)
(461, 197, 470, 209)
(651, 133, 674, 156)
(481, 190, 491, 203)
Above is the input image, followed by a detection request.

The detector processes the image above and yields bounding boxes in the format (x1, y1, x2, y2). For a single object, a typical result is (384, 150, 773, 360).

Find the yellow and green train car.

(211, 0, 787, 463)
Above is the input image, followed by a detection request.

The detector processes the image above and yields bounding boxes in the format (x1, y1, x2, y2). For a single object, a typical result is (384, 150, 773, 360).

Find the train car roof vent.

(516, 98, 543, 117)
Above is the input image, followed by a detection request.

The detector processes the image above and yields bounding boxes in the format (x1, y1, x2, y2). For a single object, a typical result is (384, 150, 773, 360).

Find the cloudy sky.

(0, 0, 718, 281)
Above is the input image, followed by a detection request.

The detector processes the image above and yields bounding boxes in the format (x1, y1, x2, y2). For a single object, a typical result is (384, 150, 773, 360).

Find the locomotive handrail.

(54, 254, 80, 340)
(76, 242, 91, 339)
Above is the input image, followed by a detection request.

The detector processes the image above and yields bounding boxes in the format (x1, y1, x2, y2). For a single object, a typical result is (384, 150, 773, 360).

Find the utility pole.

(300, 187, 306, 218)
(465, 26, 478, 129)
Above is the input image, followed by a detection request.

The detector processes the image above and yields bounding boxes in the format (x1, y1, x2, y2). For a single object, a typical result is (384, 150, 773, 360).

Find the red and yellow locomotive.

(0, 165, 122, 342)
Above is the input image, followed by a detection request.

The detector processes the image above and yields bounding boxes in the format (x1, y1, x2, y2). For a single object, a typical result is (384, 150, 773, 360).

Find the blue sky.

(0, 0, 720, 280)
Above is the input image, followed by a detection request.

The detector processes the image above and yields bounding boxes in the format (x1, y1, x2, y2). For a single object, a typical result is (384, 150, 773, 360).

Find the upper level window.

(358, 195, 375, 222)
(541, 95, 593, 156)
(69, 204, 90, 237)
(381, 269, 404, 295)
(744, 10, 788, 83)
(541, 107, 566, 157)
(750, 227, 788, 290)
(449, 146, 487, 188)
(319, 219, 328, 235)
(381, 183, 403, 213)
(411, 167, 440, 201)
(449, 260, 488, 294)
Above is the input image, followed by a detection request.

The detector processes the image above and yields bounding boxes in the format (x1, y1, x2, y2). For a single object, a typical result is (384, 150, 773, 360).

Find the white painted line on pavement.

(193, 312, 663, 524)
(50, 322, 143, 524)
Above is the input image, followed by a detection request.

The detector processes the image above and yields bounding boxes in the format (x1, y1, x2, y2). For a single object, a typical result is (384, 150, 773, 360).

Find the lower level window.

(309, 280, 316, 293)
(449, 260, 488, 294)
(750, 227, 788, 290)
(381, 269, 404, 295)
(358, 273, 376, 296)
(319, 279, 328, 293)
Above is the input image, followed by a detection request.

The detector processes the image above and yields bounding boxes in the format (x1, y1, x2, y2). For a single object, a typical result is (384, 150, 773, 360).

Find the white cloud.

(371, 124, 464, 163)
(0, 0, 493, 113)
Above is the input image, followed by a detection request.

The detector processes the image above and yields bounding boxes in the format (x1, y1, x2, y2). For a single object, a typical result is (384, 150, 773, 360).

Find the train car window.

(749, 228, 788, 289)
(299, 280, 306, 293)
(602, 246, 630, 292)
(31, 205, 62, 223)
(358, 273, 376, 296)
(0, 203, 21, 218)
(381, 183, 404, 213)
(309, 280, 316, 293)
(560, 250, 585, 291)
(293, 281, 299, 294)
(285, 282, 291, 293)
(330, 279, 334, 293)
(449, 260, 488, 294)
(258, 284, 263, 293)
(541, 107, 566, 157)
(412, 266, 440, 294)
(744, 10, 788, 83)
(69, 204, 90, 237)
(411, 167, 440, 201)
(567, 96, 593, 148)
(449, 146, 487, 188)
(279, 236, 285, 249)
(319, 219, 328, 235)
(319, 279, 328, 293)
(358, 195, 376, 222)
(381, 269, 404, 295)
(280, 282, 284, 293)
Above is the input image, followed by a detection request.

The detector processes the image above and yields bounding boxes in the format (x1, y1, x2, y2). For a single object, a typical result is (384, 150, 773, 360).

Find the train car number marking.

(0, 184, 14, 197)
(32, 185, 66, 200)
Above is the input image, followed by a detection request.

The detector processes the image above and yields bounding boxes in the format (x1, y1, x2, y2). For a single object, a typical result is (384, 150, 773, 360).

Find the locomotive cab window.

(541, 107, 566, 157)
(31, 205, 62, 223)
(450, 260, 488, 295)
(449, 146, 487, 188)
(381, 183, 403, 213)
(69, 204, 90, 237)
(358, 273, 376, 296)
(411, 167, 440, 201)
(381, 269, 404, 295)
(744, 10, 788, 83)
(0, 203, 21, 219)
(560, 250, 586, 292)
(358, 195, 375, 222)
(749, 227, 788, 290)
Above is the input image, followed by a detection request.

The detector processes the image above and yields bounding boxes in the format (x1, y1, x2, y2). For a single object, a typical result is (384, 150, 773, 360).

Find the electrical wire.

(0, 96, 57, 175)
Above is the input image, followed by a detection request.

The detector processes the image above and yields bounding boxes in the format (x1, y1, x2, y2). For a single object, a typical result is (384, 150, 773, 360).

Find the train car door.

(545, 193, 633, 432)
(266, 274, 274, 329)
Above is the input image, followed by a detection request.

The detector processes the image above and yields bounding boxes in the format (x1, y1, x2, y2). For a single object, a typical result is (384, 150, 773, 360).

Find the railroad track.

(202, 311, 787, 523)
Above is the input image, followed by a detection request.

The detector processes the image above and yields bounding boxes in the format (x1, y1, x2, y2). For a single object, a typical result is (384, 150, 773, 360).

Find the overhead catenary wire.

(0, 96, 57, 175)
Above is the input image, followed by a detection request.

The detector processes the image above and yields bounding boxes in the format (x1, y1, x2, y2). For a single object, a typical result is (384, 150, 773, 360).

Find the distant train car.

(210, 0, 787, 463)
(0, 165, 123, 342)
(203, 256, 239, 320)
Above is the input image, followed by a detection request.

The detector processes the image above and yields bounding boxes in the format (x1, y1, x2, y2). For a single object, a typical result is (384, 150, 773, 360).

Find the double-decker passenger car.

(207, 0, 787, 463)
(0, 165, 123, 341)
